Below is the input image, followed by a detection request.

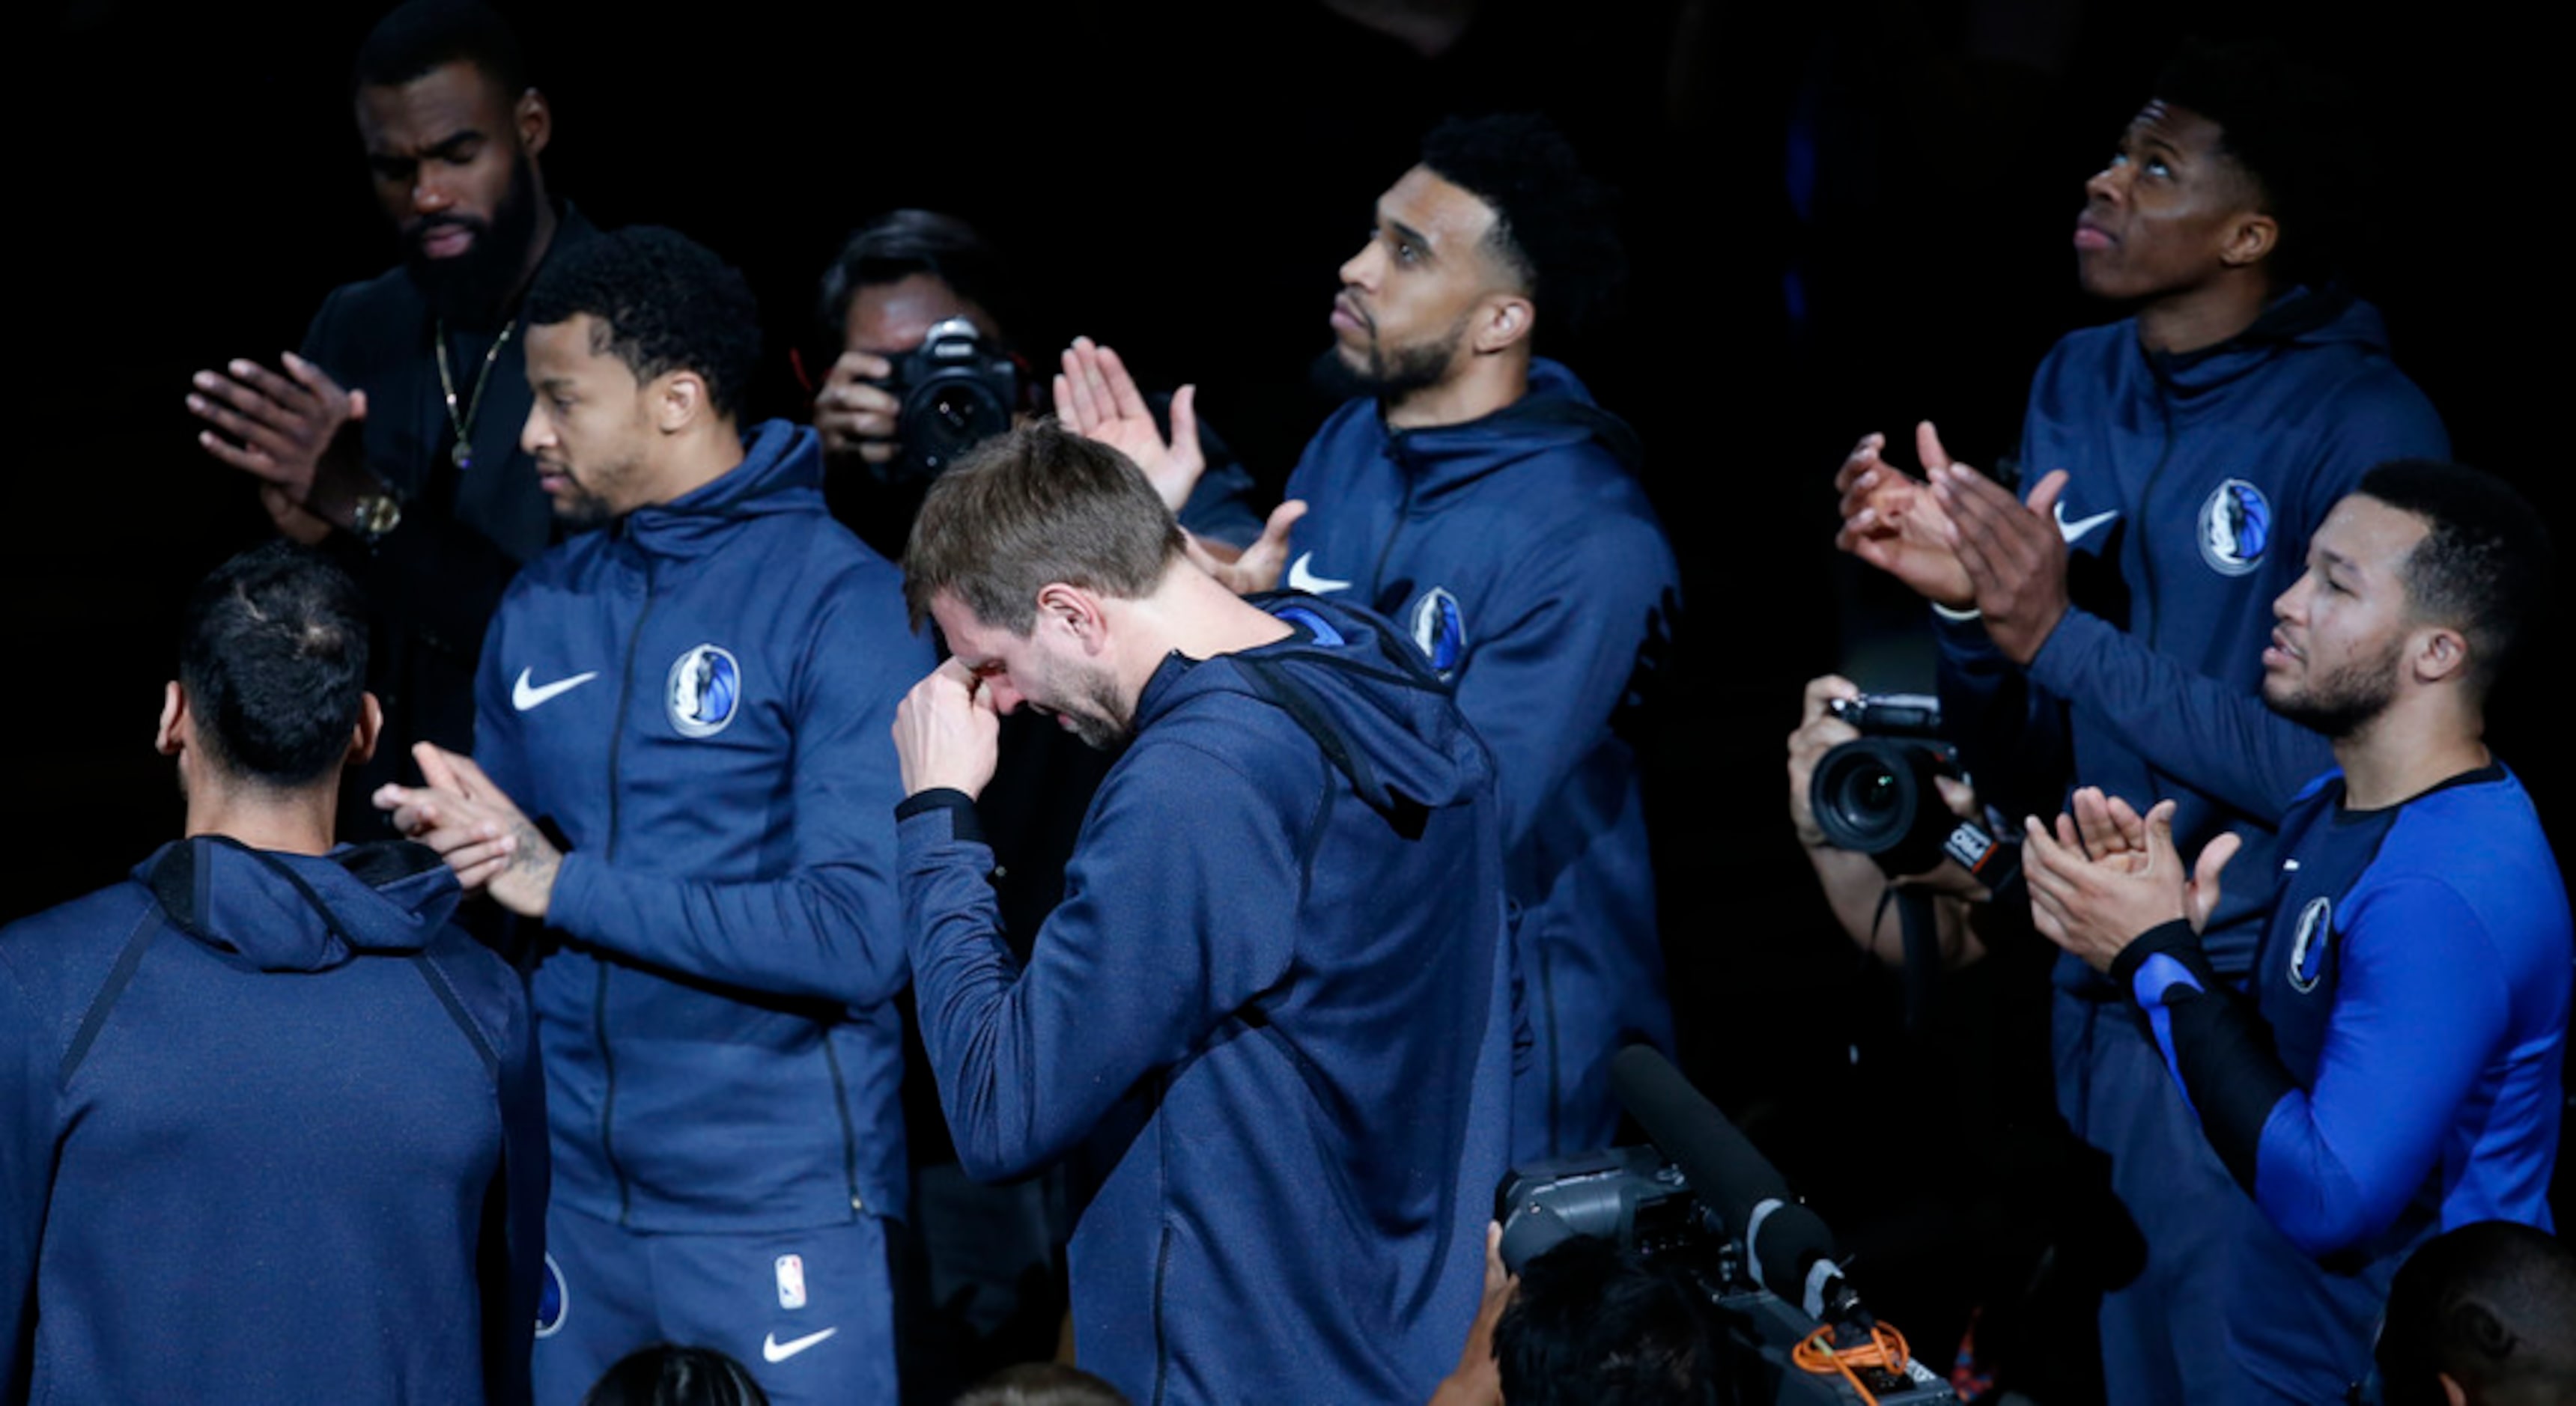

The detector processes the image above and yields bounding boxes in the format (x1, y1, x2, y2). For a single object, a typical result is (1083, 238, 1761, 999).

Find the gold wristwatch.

(349, 490, 403, 545)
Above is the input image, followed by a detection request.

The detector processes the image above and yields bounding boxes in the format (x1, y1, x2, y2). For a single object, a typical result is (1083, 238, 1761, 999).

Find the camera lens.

(1811, 738, 1956, 875)
(1854, 770, 1901, 818)
(899, 374, 1012, 478)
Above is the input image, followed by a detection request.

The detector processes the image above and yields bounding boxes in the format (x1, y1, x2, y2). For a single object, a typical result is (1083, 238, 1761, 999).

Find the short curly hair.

(2152, 39, 2360, 289)
(526, 225, 763, 421)
(1418, 113, 1626, 341)
(352, 0, 528, 99)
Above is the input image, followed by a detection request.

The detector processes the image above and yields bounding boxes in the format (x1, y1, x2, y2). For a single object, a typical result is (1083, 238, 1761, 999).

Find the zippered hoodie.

(1, 836, 542, 1405)
(1280, 359, 1679, 1160)
(475, 419, 932, 1232)
(899, 594, 1515, 1406)
(1938, 290, 2449, 979)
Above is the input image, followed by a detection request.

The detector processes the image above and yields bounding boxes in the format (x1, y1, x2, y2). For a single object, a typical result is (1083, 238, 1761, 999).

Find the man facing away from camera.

(3, 541, 543, 1405)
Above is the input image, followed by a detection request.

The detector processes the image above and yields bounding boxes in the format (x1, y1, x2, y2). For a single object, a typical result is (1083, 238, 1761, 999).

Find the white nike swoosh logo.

(2055, 501, 2119, 546)
(1286, 551, 1351, 594)
(762, 1327, 837, 1363)
(512, 667, 600, 711)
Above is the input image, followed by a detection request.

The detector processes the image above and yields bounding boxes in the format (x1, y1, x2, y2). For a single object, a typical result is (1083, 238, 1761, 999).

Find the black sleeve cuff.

(896, 788, 987, 845)
(2109, 919, 2210, 999)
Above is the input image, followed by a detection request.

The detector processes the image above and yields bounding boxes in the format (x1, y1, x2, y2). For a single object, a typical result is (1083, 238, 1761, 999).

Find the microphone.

(1609, 1044, 1870, 1327)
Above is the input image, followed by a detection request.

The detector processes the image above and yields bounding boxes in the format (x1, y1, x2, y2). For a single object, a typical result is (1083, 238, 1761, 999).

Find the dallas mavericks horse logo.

(667, 644, 741, 738)
(2199, 478, 2273, 577)
(1409, 588, 1466, 680)
(2287, 896, 2334, 993)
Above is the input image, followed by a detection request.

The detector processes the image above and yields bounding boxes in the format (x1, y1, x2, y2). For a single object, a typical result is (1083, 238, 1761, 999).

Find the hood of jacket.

(1372, 357, 1644, 502)
(616, 419, 829, 562)
(2143, 285, 2388, 400)
(136, 835, 462, 973)
(1134, 594, 1493, 825)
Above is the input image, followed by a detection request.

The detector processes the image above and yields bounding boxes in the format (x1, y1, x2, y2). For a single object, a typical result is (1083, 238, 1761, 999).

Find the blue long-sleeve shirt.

(2115, 764, 2571, 1402)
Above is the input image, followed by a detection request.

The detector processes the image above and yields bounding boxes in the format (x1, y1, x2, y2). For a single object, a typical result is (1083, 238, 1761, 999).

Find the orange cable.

(1791, 1321, 1916, 1406)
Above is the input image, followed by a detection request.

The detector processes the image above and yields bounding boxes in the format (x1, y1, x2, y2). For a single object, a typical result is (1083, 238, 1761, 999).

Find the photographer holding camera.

(806, 210, 1262, 556)
(1787, 675, 1998, 972)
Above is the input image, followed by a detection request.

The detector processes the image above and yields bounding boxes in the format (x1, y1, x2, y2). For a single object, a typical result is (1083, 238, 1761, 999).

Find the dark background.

(15, 0, 2564, 1389)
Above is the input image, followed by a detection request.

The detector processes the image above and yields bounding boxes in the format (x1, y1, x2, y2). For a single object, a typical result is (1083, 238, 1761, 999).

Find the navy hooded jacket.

(1939, 290, 2449, 978)
(1279, 359, 1678, 1160)
(1, 837, 544, 1405)
(474, 420, 932, 1233)
(898, 594, 1514, 1406)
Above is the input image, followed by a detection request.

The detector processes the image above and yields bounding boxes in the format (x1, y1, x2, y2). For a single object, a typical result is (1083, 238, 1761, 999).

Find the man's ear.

(350, 693, 384, 769)
(157, 681, 187, 757)
(2411, 624, 2472, 687)
(2220, 210, 2280, 270)
(652, 370, 711, 434)
(1471, 292, 1535, 355)
(1034, 582, 1109, 654)
(515, 87, 553, 162)
(2439, 1369, 2467, 1406)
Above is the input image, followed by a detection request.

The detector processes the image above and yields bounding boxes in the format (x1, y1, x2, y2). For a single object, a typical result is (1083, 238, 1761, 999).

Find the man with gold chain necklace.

(185, 0, 598, 836)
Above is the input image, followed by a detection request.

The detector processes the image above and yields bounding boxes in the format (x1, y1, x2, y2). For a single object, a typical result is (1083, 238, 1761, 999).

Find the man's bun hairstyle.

(180, 541, 371, 788)
(1418, 112, 1626, 343)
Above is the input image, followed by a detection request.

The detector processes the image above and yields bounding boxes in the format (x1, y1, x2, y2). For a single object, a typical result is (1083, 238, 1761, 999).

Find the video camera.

(872, 316, 1022, 485)
(1809, 693, 2007, 885)
(1497, 1048, 1957, 1405)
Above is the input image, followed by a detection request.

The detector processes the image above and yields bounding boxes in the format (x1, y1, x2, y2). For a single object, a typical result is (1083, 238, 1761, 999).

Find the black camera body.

(1497, 1148, 1956, 1405)
(1811, 694, 2002, 880)
(875, 316, 1021, 485)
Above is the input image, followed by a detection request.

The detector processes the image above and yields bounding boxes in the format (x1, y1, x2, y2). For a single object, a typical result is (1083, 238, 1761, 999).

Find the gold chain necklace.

(434, 318, 517, 471)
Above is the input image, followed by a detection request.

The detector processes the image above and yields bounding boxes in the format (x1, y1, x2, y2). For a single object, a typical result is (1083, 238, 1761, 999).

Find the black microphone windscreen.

(1609, 1044, 1791, 1230)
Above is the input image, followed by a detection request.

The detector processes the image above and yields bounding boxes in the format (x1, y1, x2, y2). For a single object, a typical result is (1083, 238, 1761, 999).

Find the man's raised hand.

(189, 352, 367, 544)
(374, 743, 563, 919)
(893, 657, 1002, 800)
(1187, 499, 1306, 596)
(1054, 336, 1207, 514)
(1833, 422, 1973, 609)
(1935, 462, 2073, 666)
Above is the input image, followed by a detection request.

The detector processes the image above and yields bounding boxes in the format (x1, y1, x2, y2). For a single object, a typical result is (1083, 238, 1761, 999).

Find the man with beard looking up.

(185, 0, 594, 836)
(2022, 460, 2568, 1404)
(1061, 113, 1680, 1163)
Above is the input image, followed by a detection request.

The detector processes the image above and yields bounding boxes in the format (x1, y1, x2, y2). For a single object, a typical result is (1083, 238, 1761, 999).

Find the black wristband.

(2109, 918, 2208, 999)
